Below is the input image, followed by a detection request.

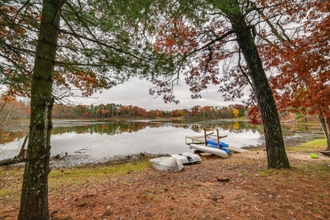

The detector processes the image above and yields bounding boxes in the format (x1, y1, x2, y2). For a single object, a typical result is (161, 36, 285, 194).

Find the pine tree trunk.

(229, 17, 290, 168)
(18, 0, 61, 219)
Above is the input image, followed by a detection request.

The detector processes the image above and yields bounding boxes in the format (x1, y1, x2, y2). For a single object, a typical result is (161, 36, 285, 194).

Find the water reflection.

(50, 120, 265, 159)
(51, 120, 262, 136)
(0, 119, 322, 160)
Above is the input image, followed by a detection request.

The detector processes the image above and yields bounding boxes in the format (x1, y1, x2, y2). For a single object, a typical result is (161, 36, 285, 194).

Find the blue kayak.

(206, 139, 231, 154)
(206, 139, 229, 148)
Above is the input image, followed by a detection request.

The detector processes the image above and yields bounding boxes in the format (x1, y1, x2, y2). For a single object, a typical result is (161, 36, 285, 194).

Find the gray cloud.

(74, 77, 244, 110)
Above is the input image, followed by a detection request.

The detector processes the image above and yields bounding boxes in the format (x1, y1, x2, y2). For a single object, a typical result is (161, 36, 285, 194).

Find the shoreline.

(5, 134, 320, 169)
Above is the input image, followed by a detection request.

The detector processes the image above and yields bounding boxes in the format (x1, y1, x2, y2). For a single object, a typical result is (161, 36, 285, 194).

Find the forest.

(0, 0, 329, 220)
(0, 99, 245, 119)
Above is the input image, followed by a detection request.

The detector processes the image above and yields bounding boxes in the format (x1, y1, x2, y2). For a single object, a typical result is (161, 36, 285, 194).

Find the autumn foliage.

(151, 1, 329, 127)
(261, 2, 330, 119)
(153, 16, 249, 103)
(0, 5, 36, 99)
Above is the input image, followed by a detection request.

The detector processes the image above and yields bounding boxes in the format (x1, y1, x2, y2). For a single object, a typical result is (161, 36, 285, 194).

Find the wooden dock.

(227, 146, 249, 153)
(185, 129, 249, 154)
(185, 135, 205, 144)
(185, 135, 228, 144)
(185, 128, 228, 145)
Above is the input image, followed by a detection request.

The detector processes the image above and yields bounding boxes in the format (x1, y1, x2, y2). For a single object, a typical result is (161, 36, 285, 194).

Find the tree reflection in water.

(51, 120, 261, 136)
(1, 119, 321, 160)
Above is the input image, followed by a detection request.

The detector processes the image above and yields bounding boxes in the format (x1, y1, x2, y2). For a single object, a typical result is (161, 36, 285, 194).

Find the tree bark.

(229, 16, 290, 168)
(318, 114, 330, 150)
(18, 0, 61, 219)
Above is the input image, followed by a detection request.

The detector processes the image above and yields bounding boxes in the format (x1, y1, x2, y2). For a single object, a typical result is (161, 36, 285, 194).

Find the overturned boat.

(171, 152, 201, 164)
(149, 157, 184, 172)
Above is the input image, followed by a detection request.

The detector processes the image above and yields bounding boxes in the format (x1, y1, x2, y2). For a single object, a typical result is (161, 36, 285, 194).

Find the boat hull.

(171, 152, 201, 164)
(149, 157, 184, 172)
(189, 144, 228, 158)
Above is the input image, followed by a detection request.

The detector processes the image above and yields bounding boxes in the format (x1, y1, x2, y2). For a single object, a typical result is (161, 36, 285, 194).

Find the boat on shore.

(189, 144, 229, 158)
(149, 157, 184, 172)
(171, 152, 201, 164)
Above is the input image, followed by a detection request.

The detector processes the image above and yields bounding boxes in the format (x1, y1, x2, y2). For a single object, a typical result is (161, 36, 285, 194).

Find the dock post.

(216, 129, 220, 149)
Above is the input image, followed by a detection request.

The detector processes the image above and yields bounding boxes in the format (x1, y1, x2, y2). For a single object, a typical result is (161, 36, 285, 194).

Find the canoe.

(206, 139, 231, 154)
(171, 152, 201, 164)
(149, 157, 184, 172)
(206, 139, 229, 148)
(189, 144, 229, 158)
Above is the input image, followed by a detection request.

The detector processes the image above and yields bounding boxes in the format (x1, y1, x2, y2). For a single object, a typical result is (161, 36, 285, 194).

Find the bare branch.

(256, 8, 286, 42)
(276, 21, 291, 42)
(184, 29, 235, 59)
(256, 32, 275, 45)
(13, 0, 31, 22)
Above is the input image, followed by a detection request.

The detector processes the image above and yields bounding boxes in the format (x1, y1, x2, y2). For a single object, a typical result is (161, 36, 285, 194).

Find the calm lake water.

(0, 119, 321, 160)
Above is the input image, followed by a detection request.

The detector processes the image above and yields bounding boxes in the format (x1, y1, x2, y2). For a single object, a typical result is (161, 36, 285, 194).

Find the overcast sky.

(73, 77, 245, 111)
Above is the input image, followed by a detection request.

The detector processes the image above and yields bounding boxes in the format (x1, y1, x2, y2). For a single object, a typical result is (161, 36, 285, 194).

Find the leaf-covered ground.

(1, 150, 330, 220)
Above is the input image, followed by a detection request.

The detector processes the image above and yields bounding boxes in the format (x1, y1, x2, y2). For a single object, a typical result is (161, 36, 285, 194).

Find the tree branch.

(55, 61, 108, 67)
(13, 0, 31, 22)
(184, 29, 235, 59)
(60, 13, 88, 52)
(256, 7, 289, 43)
(58, 29, 140, 59)
(65, 2, 104, 52)
(52, 0, 68, 24)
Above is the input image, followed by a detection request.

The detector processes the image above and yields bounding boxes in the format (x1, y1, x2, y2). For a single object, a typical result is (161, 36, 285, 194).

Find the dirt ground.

(1, 150, 330, 220)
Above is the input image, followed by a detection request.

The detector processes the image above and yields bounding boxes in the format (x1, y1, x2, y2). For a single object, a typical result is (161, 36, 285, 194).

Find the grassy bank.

(286, 138, 327, 152)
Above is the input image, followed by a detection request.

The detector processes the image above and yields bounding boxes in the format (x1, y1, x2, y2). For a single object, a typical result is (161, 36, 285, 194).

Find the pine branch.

(58, 29, 140, 59)
(60, 13, 88, 52)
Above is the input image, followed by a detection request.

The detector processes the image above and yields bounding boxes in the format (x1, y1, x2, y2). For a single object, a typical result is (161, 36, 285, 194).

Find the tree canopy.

(0, 0, 175, 101)
(1, 0, 329, 219)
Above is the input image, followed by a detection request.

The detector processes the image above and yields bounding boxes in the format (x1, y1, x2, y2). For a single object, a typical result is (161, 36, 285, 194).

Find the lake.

(0, 119, 321, 160)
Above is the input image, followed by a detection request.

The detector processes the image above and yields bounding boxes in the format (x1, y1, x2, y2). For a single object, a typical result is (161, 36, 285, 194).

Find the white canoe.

(149, 157, 184, 172)
(189, 144, 228, 158)
(171, 152, 202, 164)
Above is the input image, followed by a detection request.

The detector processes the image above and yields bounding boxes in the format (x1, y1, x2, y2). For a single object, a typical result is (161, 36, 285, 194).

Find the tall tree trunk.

(229, 17, 290, 168)
(18, 0, 61, 219)
(318, 114, 330, 150)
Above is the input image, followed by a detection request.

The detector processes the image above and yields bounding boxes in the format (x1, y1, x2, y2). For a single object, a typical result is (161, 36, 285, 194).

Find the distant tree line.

(50, 119, 259, 137)
(52, 103, 247, 119)
(0, 99, 246, 120)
